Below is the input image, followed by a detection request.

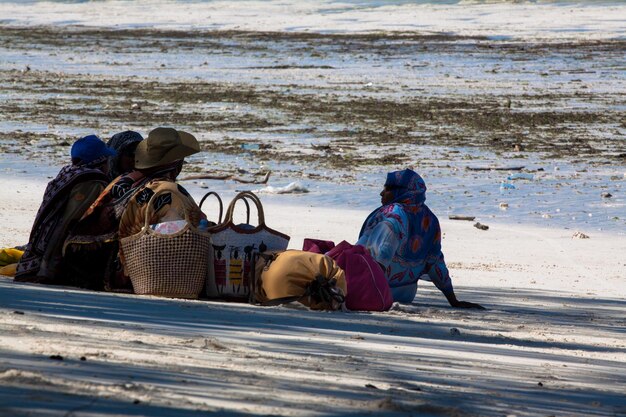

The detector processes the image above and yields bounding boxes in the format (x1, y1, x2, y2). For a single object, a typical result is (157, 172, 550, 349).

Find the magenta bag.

(302, 238, 335, 254)
(302, 239, 393, 311)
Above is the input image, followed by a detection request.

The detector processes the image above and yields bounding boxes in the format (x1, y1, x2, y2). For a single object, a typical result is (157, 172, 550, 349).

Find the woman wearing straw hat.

(116, 127, 205, 284)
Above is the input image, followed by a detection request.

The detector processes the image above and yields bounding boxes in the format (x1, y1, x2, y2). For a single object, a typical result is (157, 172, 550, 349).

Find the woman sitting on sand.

(62, 131, 144, 290)
(357, 169, 483, 309)
(116, 127, 205, 281)
(64, 127, 204, 291)
(15, 135, 115, 284)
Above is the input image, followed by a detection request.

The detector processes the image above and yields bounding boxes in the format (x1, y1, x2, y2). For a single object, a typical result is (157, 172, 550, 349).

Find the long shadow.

(414, 284, 626, 335)
(0, 386, 249, 417)
(380, 366, 626, 417)
(1, 279, 623, 356)
(0, 349, 419, 417)
(2, 278, 626, 416)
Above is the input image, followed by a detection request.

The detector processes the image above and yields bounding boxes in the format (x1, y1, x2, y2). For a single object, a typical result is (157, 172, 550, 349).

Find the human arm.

(444, 291, 485, 309)
(356, 212, 404, 271)
(425, 217, 485, 309)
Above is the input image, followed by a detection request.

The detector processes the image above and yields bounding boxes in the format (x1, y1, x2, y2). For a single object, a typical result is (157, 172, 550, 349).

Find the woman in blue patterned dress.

(358, 169, 484, 309)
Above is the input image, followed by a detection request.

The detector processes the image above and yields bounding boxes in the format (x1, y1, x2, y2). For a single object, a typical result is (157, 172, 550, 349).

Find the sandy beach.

(1, 0, 625, 415)
(1, 168, 626, 416)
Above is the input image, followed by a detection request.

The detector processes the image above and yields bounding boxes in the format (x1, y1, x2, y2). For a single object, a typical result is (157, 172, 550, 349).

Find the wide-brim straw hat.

(135, 127, 200, 169)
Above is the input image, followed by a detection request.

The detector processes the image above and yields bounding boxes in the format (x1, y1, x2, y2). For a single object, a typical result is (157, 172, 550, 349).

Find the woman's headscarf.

(359, 169, 441, 275)
(107, 131, 144, 180)
(359, 169, 427, 237)
(384, 169, 427, 206)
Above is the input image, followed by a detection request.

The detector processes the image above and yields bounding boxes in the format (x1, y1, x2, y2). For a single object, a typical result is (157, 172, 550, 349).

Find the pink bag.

(302, 238, 335, 254)
(302, 239, 393, 311)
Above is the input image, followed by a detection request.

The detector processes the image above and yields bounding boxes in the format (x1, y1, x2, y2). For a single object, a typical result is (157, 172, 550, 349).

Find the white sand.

(1, 170, 625, 416)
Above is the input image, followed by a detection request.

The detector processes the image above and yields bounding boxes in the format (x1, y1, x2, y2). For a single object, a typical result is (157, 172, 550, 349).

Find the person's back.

(62, 132, 144, 291)
(114, 127, 204, 282)
(15, 135, 115, 284)
(359, 198, 448, 302)
(358, 169, 483, 309)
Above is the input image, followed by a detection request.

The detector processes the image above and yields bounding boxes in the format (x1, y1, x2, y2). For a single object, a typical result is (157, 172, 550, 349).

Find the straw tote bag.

(119, 190, 212, 299)
(206, 191, 290, 301)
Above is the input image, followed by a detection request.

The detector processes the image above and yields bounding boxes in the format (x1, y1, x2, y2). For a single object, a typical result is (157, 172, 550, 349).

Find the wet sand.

(1, 26, 624, 174)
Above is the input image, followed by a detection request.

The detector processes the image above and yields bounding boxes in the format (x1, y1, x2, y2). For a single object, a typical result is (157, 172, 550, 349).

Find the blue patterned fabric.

(358, 169, 453, 303)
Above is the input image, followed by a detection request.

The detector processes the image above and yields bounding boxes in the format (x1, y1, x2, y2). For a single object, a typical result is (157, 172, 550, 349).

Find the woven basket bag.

(206, 191, 290, 301)
(119, 190, 211, 298)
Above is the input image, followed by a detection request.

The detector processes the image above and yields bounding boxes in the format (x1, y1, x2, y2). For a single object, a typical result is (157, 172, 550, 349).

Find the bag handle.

(143, 188, 191, 229)
(199, 191, 224, 224)
(224, 191, 265, 227)
(240, 197, 251, 224)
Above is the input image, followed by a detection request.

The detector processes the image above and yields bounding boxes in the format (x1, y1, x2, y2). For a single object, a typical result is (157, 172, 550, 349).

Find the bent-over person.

(15, 135, 115, 284)
(116, 128, 205, 284)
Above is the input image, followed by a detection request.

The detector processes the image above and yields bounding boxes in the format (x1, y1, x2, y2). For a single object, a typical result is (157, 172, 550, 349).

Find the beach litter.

(255, 181, 309, 194)
(449, 328, 461, 336)
(467, 165, 525, 171)
(601, 192, 612, 199)
(474, 222, 489, 231)
(500, 182, 516, 192)
(507, 173, 534, 181)
(572, 231, 590, 239)
(449, 215, 476, 221)
(499, 202, 509, 210)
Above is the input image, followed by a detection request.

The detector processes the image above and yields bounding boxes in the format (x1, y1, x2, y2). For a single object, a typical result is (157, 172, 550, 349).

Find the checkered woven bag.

(206, 191, 290, 301)
(120, 190, 211, 298)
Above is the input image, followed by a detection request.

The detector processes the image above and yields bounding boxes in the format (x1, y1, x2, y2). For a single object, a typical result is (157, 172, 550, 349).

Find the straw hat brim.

(134, 130, 200, 169)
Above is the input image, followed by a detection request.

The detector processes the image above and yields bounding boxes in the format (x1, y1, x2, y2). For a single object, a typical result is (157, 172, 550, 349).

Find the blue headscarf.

(359, 169, 440, 271)
(71, 135, 116, 164)
(360, 169, 427, 237)
(384, 169, 427, 206)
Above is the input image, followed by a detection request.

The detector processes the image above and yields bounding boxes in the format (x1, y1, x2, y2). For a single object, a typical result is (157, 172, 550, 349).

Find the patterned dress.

(65, 161, 191, 291)
(15, 160, 108, 283)
(358, 170, 453, 303)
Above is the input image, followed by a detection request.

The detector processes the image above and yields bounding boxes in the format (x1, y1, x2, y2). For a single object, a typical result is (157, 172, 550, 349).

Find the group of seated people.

(15, 127, 204, 292)
(13, 127, 482, 309)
